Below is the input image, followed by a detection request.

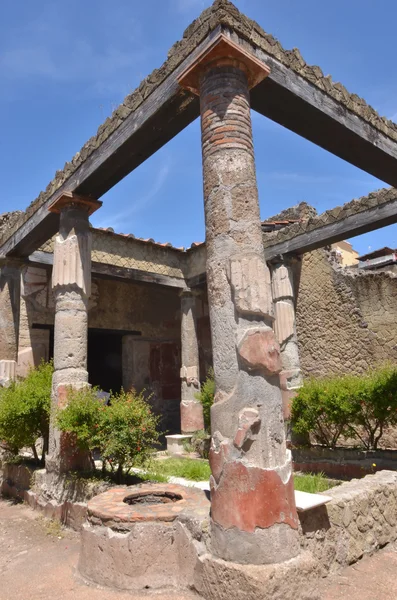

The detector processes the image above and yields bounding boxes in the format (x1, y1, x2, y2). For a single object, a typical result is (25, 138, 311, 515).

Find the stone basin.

(86, 482, 206, 527)
(79, 482, 210, 591)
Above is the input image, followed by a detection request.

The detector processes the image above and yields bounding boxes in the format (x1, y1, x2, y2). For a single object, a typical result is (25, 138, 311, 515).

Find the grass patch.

(294, 472, 338, 494)
(148, 458, 211, 482)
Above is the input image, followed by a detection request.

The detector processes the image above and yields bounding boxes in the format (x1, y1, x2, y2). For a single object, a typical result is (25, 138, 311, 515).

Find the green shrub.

(291, 375, 356, 448)
(57, 388, 161, 482)
(347, 365, 397, 450)
(291, 364, 397, 450)
(0, 361, 53, 462)
(195, 368, 215, 432)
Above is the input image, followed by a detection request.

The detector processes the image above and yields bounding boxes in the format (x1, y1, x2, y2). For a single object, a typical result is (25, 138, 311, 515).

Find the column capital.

(178, 33, 270, 95)
(268, 253, 301, 267)
(49, 191, 102, 216)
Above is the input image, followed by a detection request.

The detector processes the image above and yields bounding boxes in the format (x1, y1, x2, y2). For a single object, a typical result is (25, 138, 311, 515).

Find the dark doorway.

(88, 329, 129, 393)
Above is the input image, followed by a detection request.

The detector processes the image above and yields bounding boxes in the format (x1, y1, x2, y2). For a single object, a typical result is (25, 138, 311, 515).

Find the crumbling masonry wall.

(296, 248, 397, 378)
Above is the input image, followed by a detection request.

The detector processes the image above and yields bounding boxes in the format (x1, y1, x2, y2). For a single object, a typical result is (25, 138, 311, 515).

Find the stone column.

(46, 193, 101, 474)
(179, 35, 299, 565)
(0, 259, 23, 386)
(180, 290, 204, 433)
(271, 258, 303, 430)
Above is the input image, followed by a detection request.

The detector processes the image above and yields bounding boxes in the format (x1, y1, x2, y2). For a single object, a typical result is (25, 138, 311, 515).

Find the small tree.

(195, 368, 215, 432)
(0, 361, 53, 462)
(57, 388, 161, 482)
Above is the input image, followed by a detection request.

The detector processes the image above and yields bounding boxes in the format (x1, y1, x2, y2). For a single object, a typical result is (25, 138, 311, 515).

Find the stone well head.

(79, 482, 210, 591)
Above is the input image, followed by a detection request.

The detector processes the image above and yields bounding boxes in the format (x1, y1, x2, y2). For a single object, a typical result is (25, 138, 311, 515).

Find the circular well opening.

(123, 491, 183, 506)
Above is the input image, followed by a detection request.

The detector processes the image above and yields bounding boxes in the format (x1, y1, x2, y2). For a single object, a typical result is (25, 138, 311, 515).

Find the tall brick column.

(271, 258, 303, 437)
(46, 193, 101, 474)
(0, 259, 23, 386)
(180, 289, 204, 433)
(179, 35, 299, 564)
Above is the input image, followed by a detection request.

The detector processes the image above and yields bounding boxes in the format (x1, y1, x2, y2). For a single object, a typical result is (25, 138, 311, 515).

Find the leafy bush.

(291, 364, 397, 450)
(56, 388, 161, 482)
(0, 361, 53, 462)
(291, 375, 356, 448)
(347, 365, 397, 450)
(195, 368, 215, 432)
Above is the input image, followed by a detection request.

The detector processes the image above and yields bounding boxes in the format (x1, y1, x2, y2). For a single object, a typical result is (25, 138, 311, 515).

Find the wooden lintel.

(262, 198, 397, 260)
(248, 45, 397, 186)
(28, 251, 188, 290)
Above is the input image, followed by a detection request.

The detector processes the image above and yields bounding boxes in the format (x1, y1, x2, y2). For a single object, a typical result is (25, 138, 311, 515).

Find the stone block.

(52, 233, 91, 296)
(194, 550, 320, 600)
(166, 434, 192, 455)
(180, 365, 199, 379)
(229, 254, 273, 318)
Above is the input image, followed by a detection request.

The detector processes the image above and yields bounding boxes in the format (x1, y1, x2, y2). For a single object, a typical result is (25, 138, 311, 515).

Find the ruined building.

(1, 197, 396, 435)
(2, 0, 397, 580)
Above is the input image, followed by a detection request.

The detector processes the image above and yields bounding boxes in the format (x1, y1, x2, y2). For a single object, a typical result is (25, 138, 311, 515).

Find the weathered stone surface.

(271, 259, 302, 429)
(47, 204, 92, 474)
(238, 328, 282, 374)
(0, 262, 21, 367)
(211, 461, 298, 533)
(194, 550, 320, 600)
(180, 402, 205, 434)
(180, 291, 204, 433)
(229, 254, 273, 317)
(233, 408, 260, 449)
(299, 471, 397, 576)
(197, 52, 298, 563)
(296, 247, 397, 398)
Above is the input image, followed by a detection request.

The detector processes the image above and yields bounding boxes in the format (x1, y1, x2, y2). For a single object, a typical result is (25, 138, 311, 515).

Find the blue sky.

(1, 0, 396, 255)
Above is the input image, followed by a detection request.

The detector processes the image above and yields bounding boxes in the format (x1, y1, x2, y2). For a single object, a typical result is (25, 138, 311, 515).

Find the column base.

(194, 550, 320, 600)
(210, 520, 301, 565)
(180, 400, 205, 433)
(46, 430, 92, 474)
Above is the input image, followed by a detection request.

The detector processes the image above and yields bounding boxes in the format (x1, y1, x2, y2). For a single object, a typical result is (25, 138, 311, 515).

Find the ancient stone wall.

(296, 248, 397, 378)
(299, 470, 397, 576)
